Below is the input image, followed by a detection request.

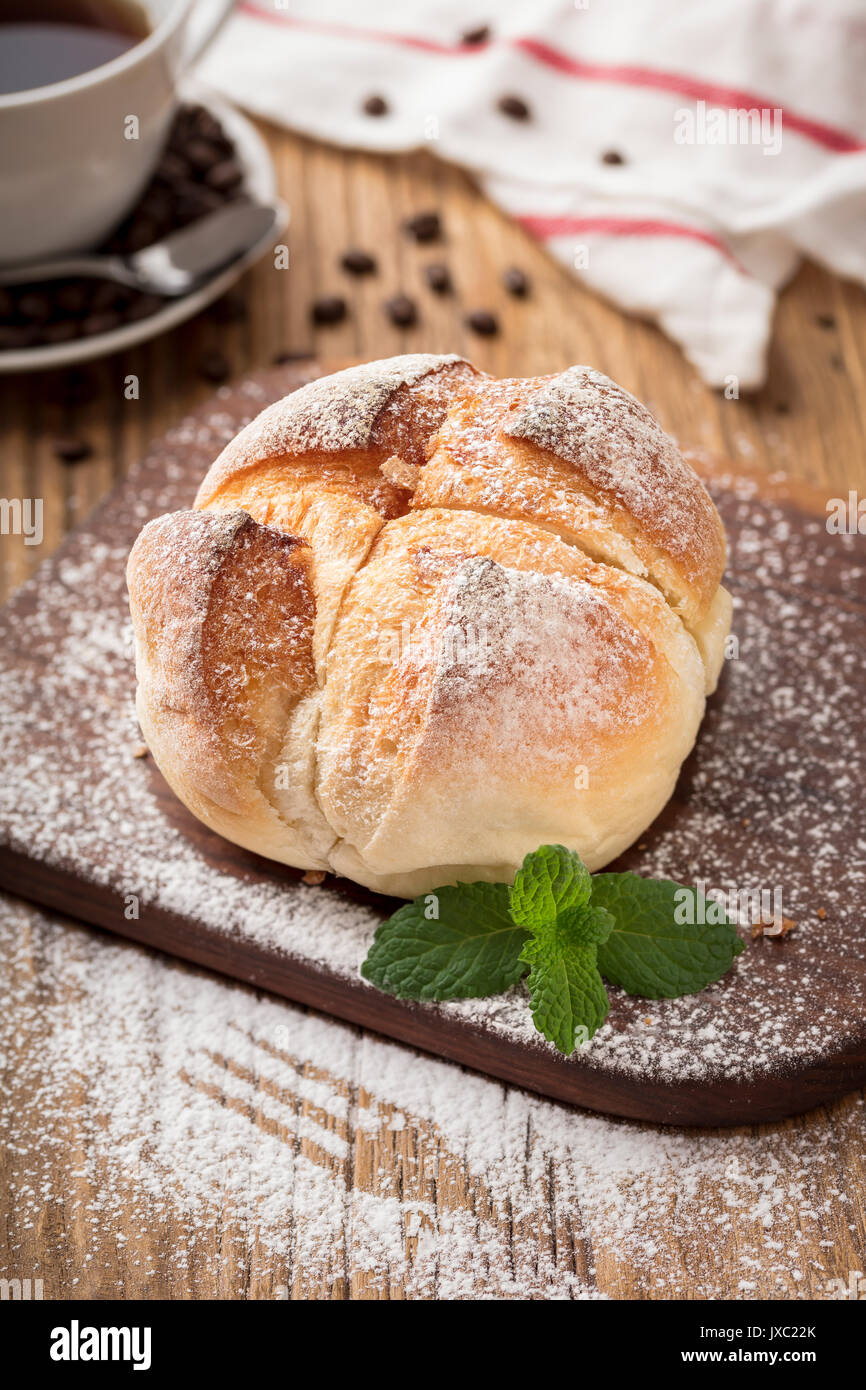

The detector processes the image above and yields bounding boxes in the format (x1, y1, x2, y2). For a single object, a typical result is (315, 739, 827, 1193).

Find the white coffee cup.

(0, 0, 235, 266)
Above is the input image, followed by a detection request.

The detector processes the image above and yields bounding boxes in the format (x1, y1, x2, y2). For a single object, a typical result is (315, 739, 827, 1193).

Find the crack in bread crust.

(190, 355, 487, 869)
(414, 368, 726, 628)
(315, 507, 710, 893)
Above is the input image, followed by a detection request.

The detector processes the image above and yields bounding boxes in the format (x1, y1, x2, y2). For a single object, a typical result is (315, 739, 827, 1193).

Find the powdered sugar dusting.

(2, 896, 862, 1298)
(506, 367, 710, 534)
(423, 555, 656, 765)
(506, 367, 724, 596)
(200, 354, 481, 499)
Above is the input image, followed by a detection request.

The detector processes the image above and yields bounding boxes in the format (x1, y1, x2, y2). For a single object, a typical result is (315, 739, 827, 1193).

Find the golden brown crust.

(195, 353, 484, 511)
(127, 509, 326, 866)
(416, 369, 726, 626)
(128, 355, 731, 894)
(317, 509, 705, 893)
(195, 354, 485, 672)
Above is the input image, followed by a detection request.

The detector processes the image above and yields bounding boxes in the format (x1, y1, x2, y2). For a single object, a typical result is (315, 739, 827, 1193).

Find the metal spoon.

(0, 201, 286, 296)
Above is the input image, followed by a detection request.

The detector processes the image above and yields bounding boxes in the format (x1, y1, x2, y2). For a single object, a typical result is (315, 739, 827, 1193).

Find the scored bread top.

(316, 506, 704, 870)
(195, 353, 725, 635)
(129, 354, 731, 893)
(196, 353, 485, 508)
(415, 367, 725, 625)
(194, 354, 486, 670)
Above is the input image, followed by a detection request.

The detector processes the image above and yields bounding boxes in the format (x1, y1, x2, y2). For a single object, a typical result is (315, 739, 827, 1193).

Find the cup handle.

(180, 0, 237, 68)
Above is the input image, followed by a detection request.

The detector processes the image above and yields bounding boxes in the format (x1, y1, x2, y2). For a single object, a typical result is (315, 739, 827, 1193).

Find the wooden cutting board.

(1, 361, 864, 1127)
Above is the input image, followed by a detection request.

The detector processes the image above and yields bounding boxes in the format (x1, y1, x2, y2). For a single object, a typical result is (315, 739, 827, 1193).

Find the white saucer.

(0, 90, 285, 375)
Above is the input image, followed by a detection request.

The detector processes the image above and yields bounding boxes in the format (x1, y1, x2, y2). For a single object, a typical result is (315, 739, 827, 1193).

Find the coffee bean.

(42, 320, 80, 345)
(156, 152, 190, 183)
(55, 283, 90, 316)
(124, 297, 161, 324)
(182, 104, 211, 129)
(138, 188, 174, 228)
(0, 325, 38, 350)
(17, 293, 52, 323)
(198, 350, 231, 383)
(124, 218, 160, 252)
(53, 436, 93, 464)
(498, 94, 531, 120)
(173, 184, 223, 221)
(209, 290, 248, 323)
(311, 295, 348, 326)
(363, 94, 389, 117)
(423, 262, 452, 294)
(186, 105, 223, 142)
(90, 281, 128, 314)
(272, 349, 308, 365)
(405, 211, 441, 243)
(205, 159, 244, 192)
(385, 294, 418, 327)
(340, 249, 378, 275)
(502, 266, 530, 297)
(81, 312, 121, 337)
(212, 136, 235, 162)
(461, 24, 491, 44)
(125, 294, 164, 323)
(185, 137, 222, 173)
(465, 309, 499, 336)
(601, 149, 625, 165)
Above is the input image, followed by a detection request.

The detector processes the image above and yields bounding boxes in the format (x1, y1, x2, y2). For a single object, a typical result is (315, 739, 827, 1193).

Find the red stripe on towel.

(517, 215, 748, 273)
(514, 38, 865, 154)
(237, 4, 865, 155)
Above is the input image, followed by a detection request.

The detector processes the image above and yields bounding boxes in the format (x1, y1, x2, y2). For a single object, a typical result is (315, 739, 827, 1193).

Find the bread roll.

(128, 354, 731, 897)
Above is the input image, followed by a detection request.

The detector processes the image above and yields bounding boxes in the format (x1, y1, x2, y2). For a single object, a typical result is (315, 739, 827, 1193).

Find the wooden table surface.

(1, 124, 865, 1301)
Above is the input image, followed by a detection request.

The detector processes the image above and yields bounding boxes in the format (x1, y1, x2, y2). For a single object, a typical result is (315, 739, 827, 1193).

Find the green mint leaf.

(511, 846, 613, 1053)
(510, 844, 593, 930)
(360, 881, 528, 1001)
(519, 907, 613, 1054)
(591, 872, 746, 1000)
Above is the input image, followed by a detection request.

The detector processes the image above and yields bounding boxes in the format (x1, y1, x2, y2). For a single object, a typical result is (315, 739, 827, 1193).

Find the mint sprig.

(360, 846, 745, 1056)
(519, 906, 614, 1055)
(511, 844, 614, 1053)
(510, 843, 594, 928)
(361, 881, 526, 1000)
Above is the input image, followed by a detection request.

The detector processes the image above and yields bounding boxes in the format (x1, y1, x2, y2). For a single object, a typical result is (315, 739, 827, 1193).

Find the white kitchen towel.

(198, 0, 866, 388)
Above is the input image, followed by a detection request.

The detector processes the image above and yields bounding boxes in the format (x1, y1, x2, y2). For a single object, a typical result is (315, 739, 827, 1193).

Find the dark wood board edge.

(2, 844, 863, 1129)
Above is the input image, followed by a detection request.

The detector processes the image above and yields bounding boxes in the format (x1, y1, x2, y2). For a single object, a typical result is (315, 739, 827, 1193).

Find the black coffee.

(0, 1, 150, 95)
